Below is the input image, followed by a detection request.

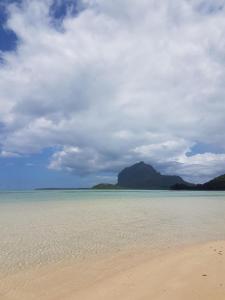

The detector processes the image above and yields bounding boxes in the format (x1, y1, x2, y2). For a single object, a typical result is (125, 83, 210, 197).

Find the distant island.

(93, 161, 192, 190)
(93, 161, 225, 191)
(36, 162, 225, 191)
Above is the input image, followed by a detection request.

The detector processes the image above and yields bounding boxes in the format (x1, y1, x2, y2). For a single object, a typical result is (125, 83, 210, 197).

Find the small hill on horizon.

(204, 174, 225, 190)
(92, 183, 120, 190)
(172, 174, 225, 191)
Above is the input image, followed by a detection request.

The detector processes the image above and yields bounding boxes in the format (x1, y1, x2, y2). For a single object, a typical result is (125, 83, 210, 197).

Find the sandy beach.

(1, 240, 224, 300)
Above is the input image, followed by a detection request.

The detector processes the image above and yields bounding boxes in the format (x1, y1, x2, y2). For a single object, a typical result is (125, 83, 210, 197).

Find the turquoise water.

(1, 190, 225, 274)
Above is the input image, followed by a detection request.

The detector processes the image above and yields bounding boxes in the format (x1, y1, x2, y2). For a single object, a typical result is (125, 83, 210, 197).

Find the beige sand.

(0, 240, 225, 300)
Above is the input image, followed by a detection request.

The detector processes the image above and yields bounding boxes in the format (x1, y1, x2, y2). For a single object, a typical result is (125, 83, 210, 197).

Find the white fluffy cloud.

(1, 0, 225, 183)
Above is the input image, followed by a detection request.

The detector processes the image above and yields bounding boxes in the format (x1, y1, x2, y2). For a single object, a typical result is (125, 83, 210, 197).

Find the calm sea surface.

(1, 190, 225, 274)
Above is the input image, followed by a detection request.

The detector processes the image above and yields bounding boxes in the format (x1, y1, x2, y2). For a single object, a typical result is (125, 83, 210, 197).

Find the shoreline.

(1, 240, 224, 300)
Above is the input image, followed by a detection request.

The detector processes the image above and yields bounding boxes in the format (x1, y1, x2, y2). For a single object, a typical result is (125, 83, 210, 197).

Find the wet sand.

(1, 240, 224, 300)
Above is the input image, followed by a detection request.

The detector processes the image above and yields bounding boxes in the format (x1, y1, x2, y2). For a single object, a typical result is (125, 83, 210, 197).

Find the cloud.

(158, 152, 225, 183)
(1, 0, 225, 183)
(0, 150, 20, 158)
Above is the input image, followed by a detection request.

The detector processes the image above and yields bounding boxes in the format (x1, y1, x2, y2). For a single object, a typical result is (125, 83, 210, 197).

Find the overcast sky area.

(1, 0, 225, 189)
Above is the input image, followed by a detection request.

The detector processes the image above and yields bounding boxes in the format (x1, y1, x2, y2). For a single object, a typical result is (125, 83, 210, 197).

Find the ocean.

(1, 190, 225, 275)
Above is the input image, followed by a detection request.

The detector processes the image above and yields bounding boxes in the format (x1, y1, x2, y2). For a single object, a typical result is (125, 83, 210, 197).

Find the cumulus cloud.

(1, 0, 225, 183)
(157, 152, 225, 183)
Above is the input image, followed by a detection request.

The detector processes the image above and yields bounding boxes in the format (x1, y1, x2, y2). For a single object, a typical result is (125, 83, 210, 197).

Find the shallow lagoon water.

(1, 190, 225, 274)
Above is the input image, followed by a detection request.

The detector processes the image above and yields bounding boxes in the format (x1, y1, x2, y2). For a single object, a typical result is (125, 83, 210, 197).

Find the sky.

(1, 0, 225, 189)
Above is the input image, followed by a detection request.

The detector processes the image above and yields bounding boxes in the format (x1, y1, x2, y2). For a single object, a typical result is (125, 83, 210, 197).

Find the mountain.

(117, 162, 188, 189)
(171, 174, 225, 191)
(92, 162, 191, 190)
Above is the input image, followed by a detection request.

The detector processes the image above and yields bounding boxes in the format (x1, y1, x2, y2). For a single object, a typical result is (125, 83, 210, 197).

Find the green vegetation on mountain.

(92, 183, 119, 189)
